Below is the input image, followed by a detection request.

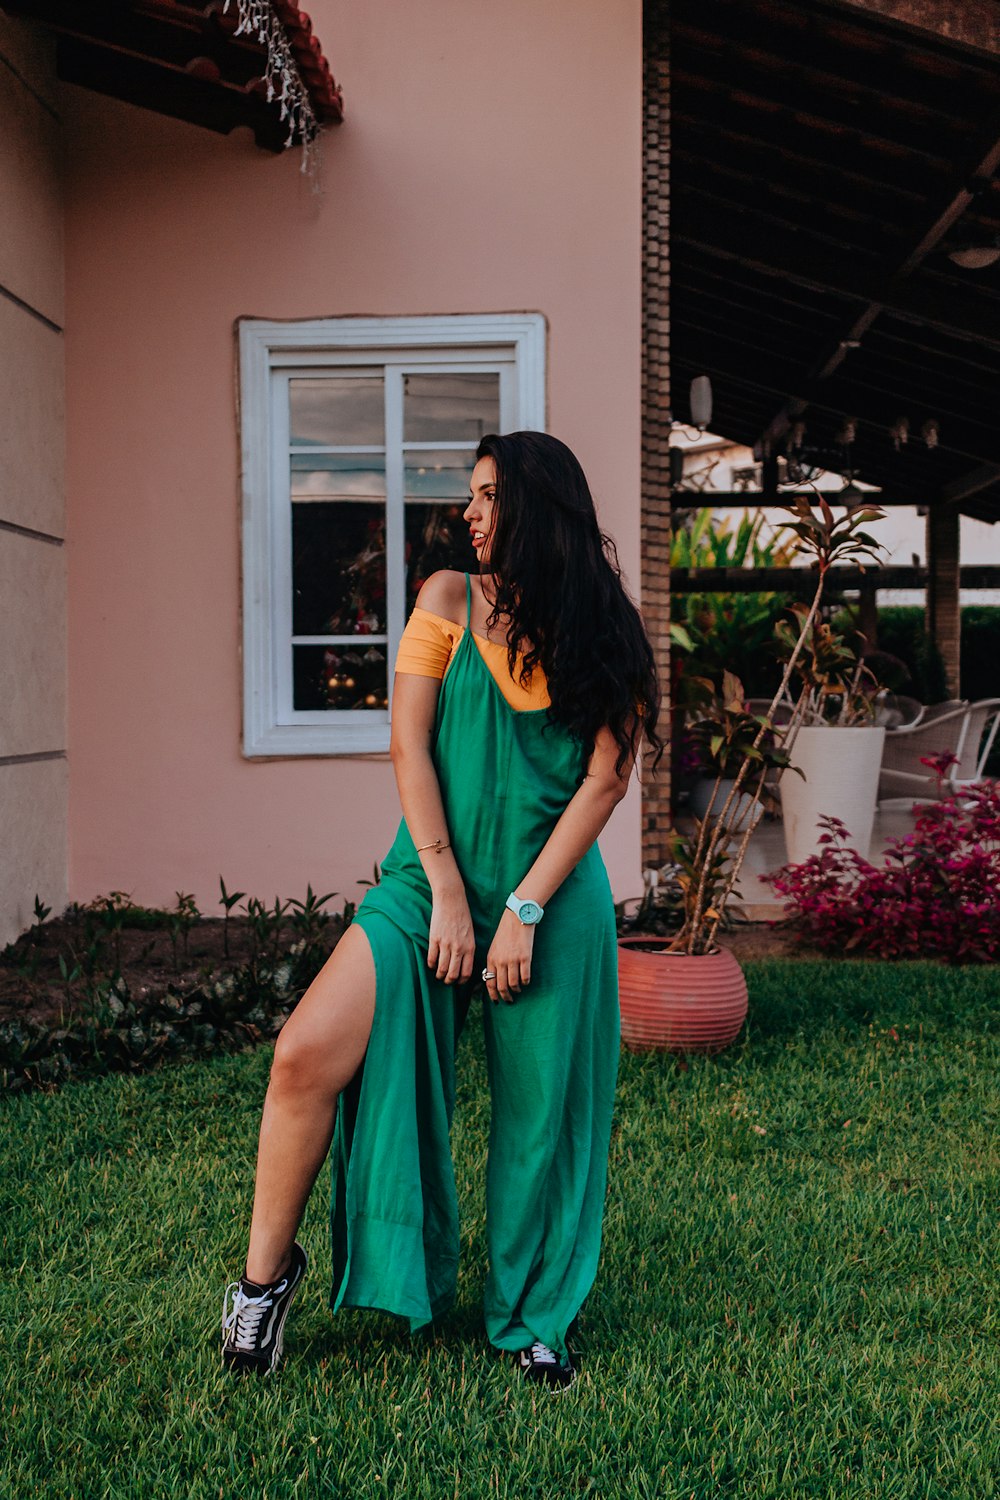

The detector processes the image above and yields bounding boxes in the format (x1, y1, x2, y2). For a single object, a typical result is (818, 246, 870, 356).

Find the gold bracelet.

(415, 838, 451, 854)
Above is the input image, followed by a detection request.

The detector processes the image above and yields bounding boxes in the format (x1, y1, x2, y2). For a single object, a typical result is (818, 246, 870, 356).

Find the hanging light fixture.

(689, 375, 713, 431)
(947, 236, 1000, 270)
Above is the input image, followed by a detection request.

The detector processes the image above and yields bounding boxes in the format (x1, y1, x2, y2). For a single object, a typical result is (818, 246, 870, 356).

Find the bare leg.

(243, 923, 376, 1285)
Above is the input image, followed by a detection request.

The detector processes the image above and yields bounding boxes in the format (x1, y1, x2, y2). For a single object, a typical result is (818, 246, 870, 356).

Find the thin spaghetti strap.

(464, 572, 472, 630)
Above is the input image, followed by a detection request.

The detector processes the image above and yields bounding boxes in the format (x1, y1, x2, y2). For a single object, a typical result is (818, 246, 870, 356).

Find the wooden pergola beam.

(670, 491, 921, 509)
(752, 125, 1000, 447)
(673, 65, 959, 166)
(678, 181, 899, 259)
(673, 196, 1000, 355)
(673, 346, 1000, 469)
(827, 0, 1000, 61)
(671, 107, 937, 203)
(675, 7, 1000, 96)
(672, 255, 1000, 382)
(943, 464, 1000, 503)
(674, 316, 1000, 439)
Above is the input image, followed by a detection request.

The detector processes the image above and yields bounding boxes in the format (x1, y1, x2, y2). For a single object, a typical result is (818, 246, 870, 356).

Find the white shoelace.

(222, 1281, 276, 1352)
(529, 1340, 560, 1365)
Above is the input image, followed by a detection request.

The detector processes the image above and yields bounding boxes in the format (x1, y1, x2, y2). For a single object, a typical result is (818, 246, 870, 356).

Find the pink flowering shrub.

(763, 768, 1000, 963)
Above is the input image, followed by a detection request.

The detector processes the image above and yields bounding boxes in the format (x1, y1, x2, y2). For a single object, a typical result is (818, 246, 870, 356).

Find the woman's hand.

(427, 887, 476, 985)
(484, 908, 536, 1004)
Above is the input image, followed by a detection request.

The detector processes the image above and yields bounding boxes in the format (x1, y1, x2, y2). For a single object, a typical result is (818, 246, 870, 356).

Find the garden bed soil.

(717, 919, 818, 964)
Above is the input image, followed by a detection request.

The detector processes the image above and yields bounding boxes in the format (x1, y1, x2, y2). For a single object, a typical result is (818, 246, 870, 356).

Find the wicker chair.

(878, 698, 1000, 804)
(873, 692, 924, 730)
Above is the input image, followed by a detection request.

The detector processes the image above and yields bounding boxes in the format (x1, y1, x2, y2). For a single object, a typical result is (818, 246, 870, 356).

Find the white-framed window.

(238, 314, 546, 756)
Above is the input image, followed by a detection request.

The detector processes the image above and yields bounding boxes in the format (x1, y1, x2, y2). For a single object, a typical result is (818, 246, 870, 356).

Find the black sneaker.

(221, 1241, 308, 1375)
(517, 1340, 577, 1390)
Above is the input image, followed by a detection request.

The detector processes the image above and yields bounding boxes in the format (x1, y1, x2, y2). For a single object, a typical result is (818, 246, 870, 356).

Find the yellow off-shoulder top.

(395, 606, 551, 712)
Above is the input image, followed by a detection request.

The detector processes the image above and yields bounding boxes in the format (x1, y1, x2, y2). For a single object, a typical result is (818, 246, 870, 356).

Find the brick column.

(641, 0, 672, 868)
(925, 502, 961, 698)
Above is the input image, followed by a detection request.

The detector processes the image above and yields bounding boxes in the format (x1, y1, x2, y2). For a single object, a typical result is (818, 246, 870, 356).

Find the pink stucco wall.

(64, 0, 643, 918)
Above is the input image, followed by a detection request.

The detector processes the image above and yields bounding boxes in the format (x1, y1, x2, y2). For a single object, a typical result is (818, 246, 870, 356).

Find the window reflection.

(405, 504, 478, 615)
(403, 373, 499, 443)
(294, 644, 388, 711)
(403, 449, 475, 502)
(289, 378, 384, 447)
(292, 503, 386, 635)
(287, 371, 500, 714)
(291, 453, 386, 501)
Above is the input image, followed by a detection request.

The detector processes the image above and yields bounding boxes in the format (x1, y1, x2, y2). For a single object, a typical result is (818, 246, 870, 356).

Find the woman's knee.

(268, 995, 373, 1100)
(269, 1025, 326, 1097)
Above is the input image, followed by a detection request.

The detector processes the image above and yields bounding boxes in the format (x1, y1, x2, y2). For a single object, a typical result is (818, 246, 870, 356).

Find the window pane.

(404, 449, 475, 502)
(292, 501, 386, 635)
(403, 373, 500, 443)
(405, 504, 479, 615)
(291, 452, 386, 500)
(293, 644, 388, 712)
(289, 377, 384, 447)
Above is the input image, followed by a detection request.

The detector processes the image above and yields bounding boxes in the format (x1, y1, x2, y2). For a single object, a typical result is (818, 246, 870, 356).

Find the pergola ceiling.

(669, 0, 1000, 521)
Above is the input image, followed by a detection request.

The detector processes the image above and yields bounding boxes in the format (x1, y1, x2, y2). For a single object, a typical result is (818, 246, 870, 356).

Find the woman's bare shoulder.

(413, 570, 469, 626)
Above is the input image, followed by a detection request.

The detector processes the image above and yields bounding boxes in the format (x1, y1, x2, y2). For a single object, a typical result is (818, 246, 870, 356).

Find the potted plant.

(776, 610, 888, 865)
(618, 497, 885, 1053)
(671, 507, 797, 820)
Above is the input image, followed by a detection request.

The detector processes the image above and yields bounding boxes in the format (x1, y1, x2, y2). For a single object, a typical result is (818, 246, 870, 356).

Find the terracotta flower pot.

(617, 938, 748, 1054)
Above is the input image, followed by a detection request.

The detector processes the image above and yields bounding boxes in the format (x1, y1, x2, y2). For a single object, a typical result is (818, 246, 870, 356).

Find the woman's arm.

(484, 724, 634, 1003)
(390, 669, 477, 987)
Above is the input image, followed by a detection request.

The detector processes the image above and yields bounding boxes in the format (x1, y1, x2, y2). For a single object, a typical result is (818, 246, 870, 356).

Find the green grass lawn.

(3, 960, 998, 1500)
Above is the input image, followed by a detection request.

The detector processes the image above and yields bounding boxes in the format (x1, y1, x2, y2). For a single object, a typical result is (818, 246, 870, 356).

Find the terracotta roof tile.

(272, 3, 343, 122)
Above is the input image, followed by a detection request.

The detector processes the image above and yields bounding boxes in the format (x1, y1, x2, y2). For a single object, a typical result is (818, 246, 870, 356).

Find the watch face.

(518, 901, 543, 924)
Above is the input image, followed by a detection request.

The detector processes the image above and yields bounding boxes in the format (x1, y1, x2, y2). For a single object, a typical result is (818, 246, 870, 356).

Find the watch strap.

(506, 891, 544, 923)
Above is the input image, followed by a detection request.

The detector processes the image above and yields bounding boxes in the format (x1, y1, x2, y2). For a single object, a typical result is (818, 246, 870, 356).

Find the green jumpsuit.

(328, 574, 620, 1359)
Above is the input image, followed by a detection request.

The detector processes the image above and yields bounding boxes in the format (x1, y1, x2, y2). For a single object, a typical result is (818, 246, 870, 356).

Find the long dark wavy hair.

(476, 431, 663, 776)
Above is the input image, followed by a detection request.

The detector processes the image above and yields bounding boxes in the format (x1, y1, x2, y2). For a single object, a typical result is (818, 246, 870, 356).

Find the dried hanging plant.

(224, 0, 322, 165)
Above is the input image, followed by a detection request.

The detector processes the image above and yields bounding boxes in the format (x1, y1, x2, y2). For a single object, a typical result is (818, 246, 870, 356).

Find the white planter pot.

(691, 777, 763, 834)
(780, 725, 886, 865)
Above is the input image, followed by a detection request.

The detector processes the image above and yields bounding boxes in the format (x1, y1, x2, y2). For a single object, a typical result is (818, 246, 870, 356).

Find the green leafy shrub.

(849, 605, 1000, 706)
(0, 972, 293, 1094)
(835, 605, 947, 704)
(0, 879, 353, 1094)
(671, 508, 797, 699)
(959, 606, 1000, 703)
(852, 605, 1000, 770)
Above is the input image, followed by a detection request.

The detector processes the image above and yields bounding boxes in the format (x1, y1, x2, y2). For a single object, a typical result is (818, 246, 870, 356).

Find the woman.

(222, 431, 661, 1389)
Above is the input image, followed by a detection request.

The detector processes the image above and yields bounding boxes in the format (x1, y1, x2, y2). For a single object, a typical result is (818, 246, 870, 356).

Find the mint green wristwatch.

(506, 892, 544, 925)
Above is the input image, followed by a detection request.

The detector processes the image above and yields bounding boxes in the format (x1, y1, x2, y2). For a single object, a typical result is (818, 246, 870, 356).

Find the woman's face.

(464, 456, 497, 567)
